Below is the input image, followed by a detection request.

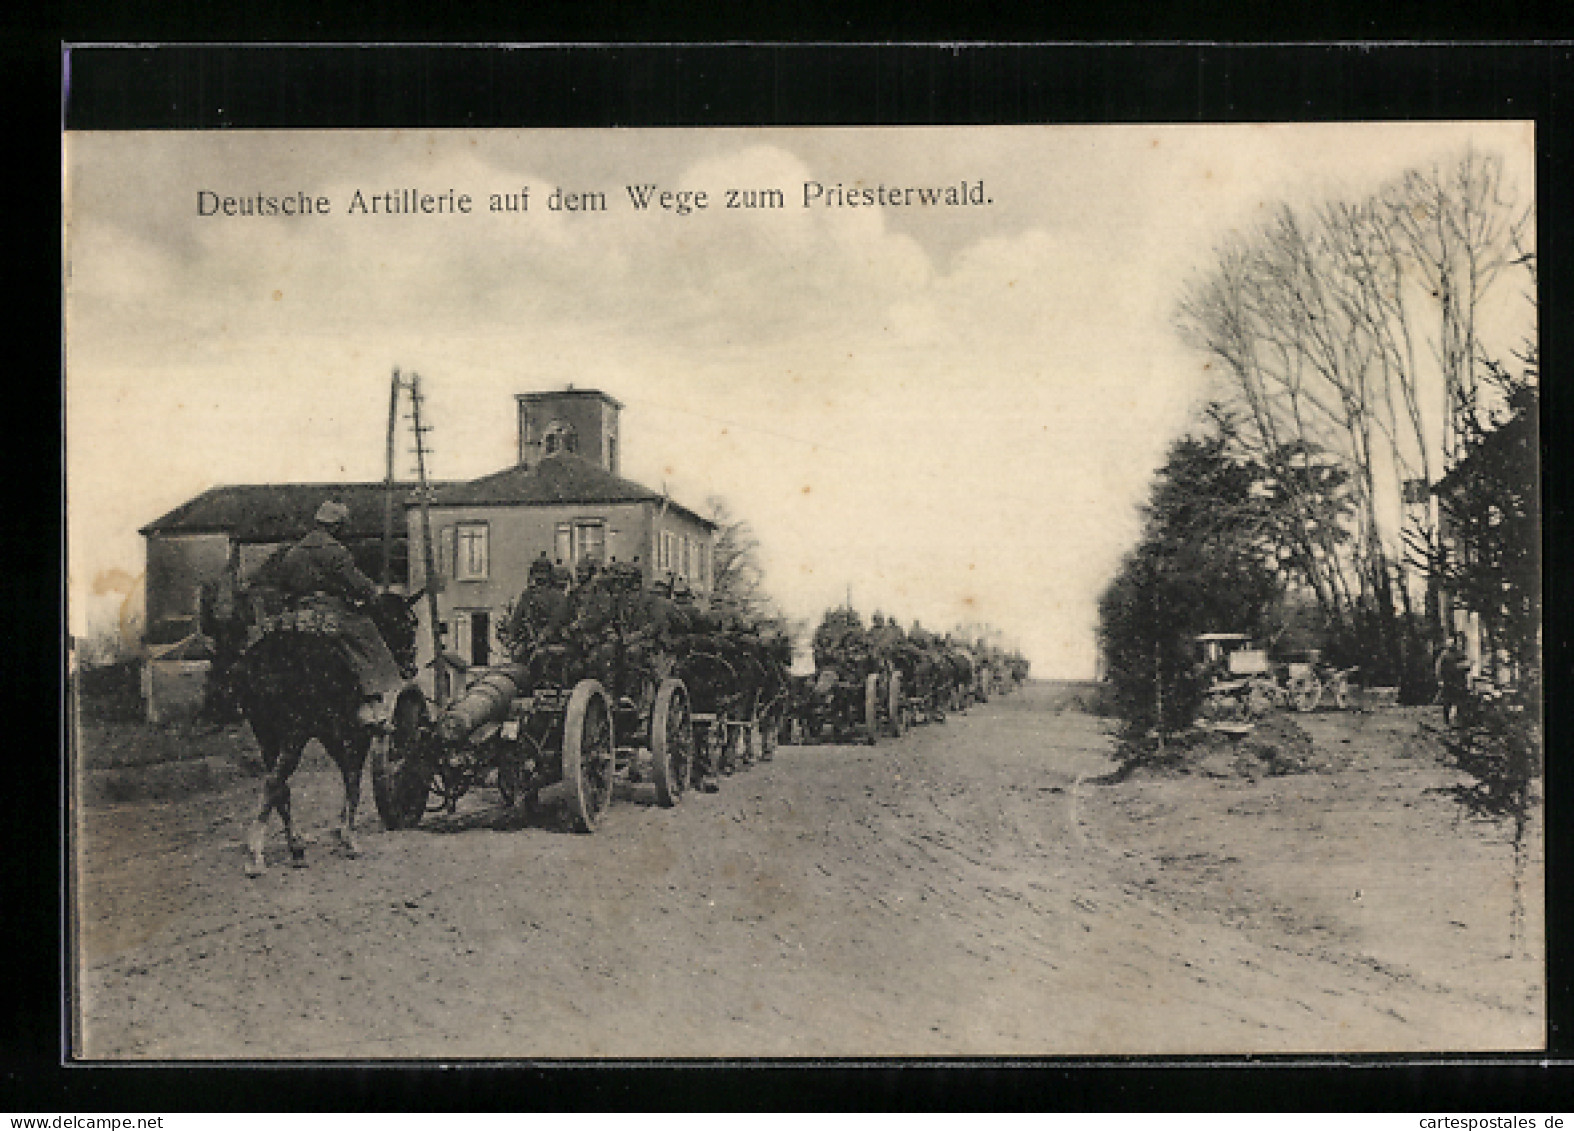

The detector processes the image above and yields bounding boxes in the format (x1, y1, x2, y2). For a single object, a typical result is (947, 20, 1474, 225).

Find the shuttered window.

(455, 522, 489, 581)
(436, 526, 455, 581)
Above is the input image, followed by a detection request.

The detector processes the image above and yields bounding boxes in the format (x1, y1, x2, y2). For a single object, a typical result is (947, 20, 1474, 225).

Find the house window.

(574, 520, 606, 565)
(543, 421, 578, 456)
(555, 523, 573, 568)
(455, 522, 489, 581)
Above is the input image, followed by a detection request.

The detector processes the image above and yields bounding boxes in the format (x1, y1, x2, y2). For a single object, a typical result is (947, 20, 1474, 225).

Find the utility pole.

(406, 373, 449, 706)
(381, 370, 400, 587)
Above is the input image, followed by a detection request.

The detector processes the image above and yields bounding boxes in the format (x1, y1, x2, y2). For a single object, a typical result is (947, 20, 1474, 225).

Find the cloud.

(64, 125, 1535, 674)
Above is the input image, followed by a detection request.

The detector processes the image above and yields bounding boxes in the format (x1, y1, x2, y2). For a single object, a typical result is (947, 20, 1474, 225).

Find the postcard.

(65, 120, 1542, 1058)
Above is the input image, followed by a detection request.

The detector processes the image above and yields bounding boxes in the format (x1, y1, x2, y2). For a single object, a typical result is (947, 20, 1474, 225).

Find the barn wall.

(143, 534, 231, 644)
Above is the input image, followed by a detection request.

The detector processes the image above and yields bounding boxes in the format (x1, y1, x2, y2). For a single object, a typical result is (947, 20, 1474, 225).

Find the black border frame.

(43, 42, 1574, 1110)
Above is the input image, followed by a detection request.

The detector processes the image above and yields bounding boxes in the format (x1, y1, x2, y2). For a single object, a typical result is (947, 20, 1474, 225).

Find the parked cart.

(1196, 634, 1357, 720)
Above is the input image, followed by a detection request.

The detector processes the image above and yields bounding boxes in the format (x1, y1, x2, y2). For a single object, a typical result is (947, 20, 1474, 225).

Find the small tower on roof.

(516, 387, 623, 475)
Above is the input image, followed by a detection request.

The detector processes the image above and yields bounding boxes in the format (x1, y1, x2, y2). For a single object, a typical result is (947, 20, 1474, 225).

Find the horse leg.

(279, 785, 307, 866)
(245, 722, 284, 877)
(256, 739, 305, 874)
(331, 731, 369, 858)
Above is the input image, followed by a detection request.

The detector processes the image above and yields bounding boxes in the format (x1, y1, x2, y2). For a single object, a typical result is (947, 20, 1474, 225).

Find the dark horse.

(231, 591, 420, 876)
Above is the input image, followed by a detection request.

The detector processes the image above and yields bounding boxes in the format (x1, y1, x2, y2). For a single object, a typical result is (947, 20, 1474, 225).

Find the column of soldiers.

(502, 553, 704, 696)
(804, 605, 1029, 726)
(502, 552, 770, 791)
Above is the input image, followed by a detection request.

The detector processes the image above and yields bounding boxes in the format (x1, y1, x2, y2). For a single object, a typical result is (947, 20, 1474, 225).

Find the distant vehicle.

(1194, 633, 1356, 720)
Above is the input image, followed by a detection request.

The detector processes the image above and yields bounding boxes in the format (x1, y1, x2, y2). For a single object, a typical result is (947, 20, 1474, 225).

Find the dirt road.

(73, 684, 1542, 1058)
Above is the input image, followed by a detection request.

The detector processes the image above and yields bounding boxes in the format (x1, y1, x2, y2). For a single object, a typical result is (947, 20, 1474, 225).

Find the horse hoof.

(289, 849, 308, 868)
(245, 860, 265, 878)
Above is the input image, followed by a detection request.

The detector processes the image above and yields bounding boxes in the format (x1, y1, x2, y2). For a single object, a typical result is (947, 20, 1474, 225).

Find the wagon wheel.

(864, 673, 881, 745)
(651, 678, 694, 808)
(727, 721, 749, 772)
(757, 711, 779, 761)
(370, 693, 432, 830)
(887, 671, 906, 738)
(1289, 671, 1323, 713)
(1246, 679, 1275, 719)
(562, 680, 616, 832)
(1328, 671, 1351, 711)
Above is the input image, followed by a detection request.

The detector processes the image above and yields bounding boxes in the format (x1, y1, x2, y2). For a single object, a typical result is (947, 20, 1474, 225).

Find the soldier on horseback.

(275, 500, 407, 728)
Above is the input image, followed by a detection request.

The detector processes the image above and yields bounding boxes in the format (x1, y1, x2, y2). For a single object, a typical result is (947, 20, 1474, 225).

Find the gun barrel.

(435, 663, 531, 743)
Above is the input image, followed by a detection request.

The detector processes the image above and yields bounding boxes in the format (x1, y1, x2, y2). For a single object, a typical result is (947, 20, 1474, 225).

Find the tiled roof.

(139, 482, 442, 541)
(431, 454, 715, 529)
(140, 456, 715, 539)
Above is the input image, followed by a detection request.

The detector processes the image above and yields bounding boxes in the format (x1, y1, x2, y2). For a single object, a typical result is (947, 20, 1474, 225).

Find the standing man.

(1435, 632, 1473, 727)
(276, 500, 406, 727)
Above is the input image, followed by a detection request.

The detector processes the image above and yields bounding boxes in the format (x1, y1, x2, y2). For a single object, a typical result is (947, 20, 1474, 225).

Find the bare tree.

(1177, 150, 1531, 685)
(706, 495, 777, 626)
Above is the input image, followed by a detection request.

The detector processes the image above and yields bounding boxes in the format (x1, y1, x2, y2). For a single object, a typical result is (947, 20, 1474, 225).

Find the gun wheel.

(1290, 672, 1323, 713)
(651, 679, 694, 808)
(563, 680, 615, 832)
(886, 671, 906, 737)
(864, 673, 881, 745)
(371, 693, 432, 830)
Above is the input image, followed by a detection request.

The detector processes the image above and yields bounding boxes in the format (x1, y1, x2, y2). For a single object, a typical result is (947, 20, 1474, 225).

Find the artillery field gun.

(363, 547, 1030, 833)
(786, 609, 1026, 744)
(368, 561, 789, 831)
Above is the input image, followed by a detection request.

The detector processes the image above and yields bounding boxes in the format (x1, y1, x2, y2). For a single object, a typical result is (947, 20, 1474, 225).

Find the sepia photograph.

(64, 119, 1542, 1059)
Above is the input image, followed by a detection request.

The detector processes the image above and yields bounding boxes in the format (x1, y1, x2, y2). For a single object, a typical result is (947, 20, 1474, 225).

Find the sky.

(64, 123, 1534, 677)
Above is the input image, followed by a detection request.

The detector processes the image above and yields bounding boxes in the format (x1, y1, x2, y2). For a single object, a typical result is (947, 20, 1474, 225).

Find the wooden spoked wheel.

(370, 693, 432, 830)
(887, 671, 905, 738)
(563, 680, 616, 832)
(651, 678, 694, 808)
(756, 713, 778, 761)
(1289, 671, 1323, 713)
(864, 673, 881, 746)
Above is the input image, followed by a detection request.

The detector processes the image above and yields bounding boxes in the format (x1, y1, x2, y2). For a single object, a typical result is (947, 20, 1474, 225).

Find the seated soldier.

(505, 553, 572, 662)
(275, 500, 405, 727)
